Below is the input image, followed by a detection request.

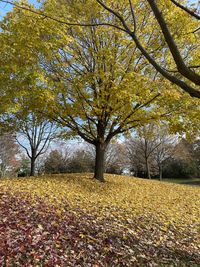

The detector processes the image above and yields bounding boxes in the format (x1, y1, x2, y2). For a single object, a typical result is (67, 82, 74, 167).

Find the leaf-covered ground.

(0, 174, 199, 266)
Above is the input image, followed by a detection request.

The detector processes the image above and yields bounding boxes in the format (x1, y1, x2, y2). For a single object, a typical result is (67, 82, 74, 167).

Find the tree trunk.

(94, 142, 106, 182)
(159, 164, 163, 181)
(30, 157, 36, 176)
(145, 158, 151, 179)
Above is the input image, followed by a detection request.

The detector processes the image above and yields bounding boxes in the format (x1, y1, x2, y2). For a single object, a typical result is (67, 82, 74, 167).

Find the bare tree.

(125, 136, 156, 179)
(153, 132, 176, 180)
(16, 113, 57, 176)
(173, 138, 196, 162)
(105, 142, 126, 174)
(137, 125, 162, 179)
(125, 138, 145, 177)
(126, 123, 176, 179)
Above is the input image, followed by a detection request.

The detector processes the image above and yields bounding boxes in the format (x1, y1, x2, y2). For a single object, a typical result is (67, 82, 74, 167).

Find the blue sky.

(0, 0, 198, 19)
(0, 0, 40, 19)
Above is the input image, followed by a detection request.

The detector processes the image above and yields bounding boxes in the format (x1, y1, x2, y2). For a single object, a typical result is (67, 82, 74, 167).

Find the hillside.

(0, 174, 199, 266)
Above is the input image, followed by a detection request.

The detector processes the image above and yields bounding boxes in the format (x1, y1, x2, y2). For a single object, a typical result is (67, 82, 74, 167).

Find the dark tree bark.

(170, 0, 200, 20)
(30, 157, 36, 176)
(147, 0, 200, 86)
(94, 142, 106, 182)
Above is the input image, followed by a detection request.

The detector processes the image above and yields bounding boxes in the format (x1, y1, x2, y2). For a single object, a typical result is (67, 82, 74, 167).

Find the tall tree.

(85, 141, 126, 174)
(0, 2, 199, 181)
(41, 22, 180, 181)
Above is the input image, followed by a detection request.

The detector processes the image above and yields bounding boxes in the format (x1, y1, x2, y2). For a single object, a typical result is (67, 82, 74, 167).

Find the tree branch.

(96, 0, 200, 97)
(170, 0, 200, 20)
(147, 0, 200, 86)
(130, 31, 200, 98)
(128, 0, 136, 33)
(0, 0, 127, 32)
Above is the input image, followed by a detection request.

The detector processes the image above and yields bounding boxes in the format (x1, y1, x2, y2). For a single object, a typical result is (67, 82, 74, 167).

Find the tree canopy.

(0, 0, 199, 180)
(1, 0, 199, 97)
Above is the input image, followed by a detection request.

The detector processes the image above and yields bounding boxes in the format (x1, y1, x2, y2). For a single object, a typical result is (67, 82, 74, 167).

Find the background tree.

(44, 149, 70, 174)
(125, 138, 146, 177)
(15, 112, 57, 176)
(193, 139, 200, 175)
(129, 124, 164, 179)
(168, 138, 200, 178)
(156, 137, 200, 179)
(153, 126, 175, 180)
(67, 148, 94, 173)
(125, 123, 176, 179)
(162, 158, 199, 179)
(0, 133, 19, 177)
(173, 138, 195, 162)
(125, 136, 156, 179)
(105, 142, 125, 174)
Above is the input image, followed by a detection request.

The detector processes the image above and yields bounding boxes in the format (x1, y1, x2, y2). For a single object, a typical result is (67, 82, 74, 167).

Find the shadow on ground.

(180, 180, 200, 186)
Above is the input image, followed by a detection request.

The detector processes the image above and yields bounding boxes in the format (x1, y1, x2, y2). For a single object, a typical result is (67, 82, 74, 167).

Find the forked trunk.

(94, 142, 106, 182)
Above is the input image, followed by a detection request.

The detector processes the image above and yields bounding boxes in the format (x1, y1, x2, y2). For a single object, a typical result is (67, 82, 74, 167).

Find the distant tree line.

(1, 123, 198, 180)
(38, 137, 200, 179)
(0, 122, 200, 180)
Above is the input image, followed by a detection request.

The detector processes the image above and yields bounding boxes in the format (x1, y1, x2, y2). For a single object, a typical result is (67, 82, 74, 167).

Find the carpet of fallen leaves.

(0, 174, 200, 267)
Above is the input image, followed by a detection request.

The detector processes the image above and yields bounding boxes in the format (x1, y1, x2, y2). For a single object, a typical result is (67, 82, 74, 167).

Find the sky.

(0, 0, 198, 19)
(0, 0, 40, 19)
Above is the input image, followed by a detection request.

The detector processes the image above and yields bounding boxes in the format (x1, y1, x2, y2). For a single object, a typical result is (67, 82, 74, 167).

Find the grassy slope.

(0, 174, 200, 266)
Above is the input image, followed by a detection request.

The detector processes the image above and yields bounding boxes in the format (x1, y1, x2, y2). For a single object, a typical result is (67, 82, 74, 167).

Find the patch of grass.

(0, 174, 200, 266)
(162, 178, 200, 186)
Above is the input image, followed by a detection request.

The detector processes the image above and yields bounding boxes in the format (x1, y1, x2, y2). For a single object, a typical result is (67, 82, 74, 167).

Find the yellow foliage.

(0, 174, 199, 232)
